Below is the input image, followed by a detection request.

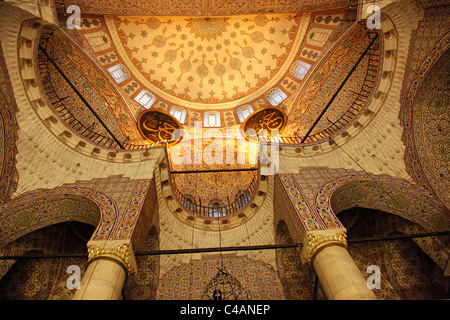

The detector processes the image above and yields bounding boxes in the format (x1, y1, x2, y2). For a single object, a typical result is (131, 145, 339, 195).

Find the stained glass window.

(290, 60, 311, 80)
(170, 106, 187, 124)
(204, 111, 221, 127)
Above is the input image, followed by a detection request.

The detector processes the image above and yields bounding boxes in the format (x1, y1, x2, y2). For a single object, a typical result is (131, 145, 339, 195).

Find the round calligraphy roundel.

(137, 109, 182, 145)
(242, 106, 286, 139)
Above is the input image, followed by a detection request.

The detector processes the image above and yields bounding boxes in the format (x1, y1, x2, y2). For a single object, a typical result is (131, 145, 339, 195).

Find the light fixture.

(201, 267, 250, 300)
(201, 175, 250, 300)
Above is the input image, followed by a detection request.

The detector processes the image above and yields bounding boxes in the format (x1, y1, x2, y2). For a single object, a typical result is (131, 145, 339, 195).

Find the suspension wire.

(215, 174, 224, 271)
(187, 194, 196, 300)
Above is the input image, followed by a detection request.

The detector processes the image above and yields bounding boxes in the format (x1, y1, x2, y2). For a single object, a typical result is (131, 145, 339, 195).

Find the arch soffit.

(317, 173, 449, 232)
(0, 186, 119, 246)
(400, 34, 450, 209)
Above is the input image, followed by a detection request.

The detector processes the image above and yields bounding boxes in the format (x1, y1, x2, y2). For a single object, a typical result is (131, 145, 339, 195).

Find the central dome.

(107, 13, 306, 109)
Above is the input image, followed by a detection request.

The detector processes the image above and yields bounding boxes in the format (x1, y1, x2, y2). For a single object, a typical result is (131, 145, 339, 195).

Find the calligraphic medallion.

(137, 109, 182, 145)
(242, 106, 286, 139)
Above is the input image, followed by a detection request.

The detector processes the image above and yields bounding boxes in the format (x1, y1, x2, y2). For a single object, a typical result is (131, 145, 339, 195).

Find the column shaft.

(313, 245, 376, 300)
(72, 258, 126, 300)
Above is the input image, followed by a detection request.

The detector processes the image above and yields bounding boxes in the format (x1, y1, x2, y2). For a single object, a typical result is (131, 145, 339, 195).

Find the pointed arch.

(0, 186, 118, 246)
(316, 174, 449, 232)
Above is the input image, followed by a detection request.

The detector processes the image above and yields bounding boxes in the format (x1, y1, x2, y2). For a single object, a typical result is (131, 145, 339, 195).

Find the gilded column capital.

(301, 228, 347, 264)
(87, 239, 137, 274)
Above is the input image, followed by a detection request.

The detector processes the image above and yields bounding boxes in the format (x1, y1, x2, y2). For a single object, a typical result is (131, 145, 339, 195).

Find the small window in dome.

(237, 105, 254, 123)
(134, 90, 156, 109)
(85, 31, 111, 52)
(290, 60, 311, 80)
(266, 87, 287, 106)
(107, 64, 130, 84)
(170, 106, 187, 124)
(204, 111, 221, 127)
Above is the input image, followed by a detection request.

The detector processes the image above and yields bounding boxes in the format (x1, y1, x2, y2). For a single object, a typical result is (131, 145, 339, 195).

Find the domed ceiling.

(41, 0, 383, 154)
(37, 2, 382, 220)
(108, 13, 306, 108)
(70, 8, 350, 132)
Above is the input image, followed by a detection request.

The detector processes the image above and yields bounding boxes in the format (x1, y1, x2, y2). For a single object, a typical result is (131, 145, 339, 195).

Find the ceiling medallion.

(137, 109, 182, 145)
(187, 17, 230, 41)
(242, 106, 286, 139)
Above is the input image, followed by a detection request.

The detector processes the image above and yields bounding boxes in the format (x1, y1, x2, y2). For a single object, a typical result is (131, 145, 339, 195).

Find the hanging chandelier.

(200, 173, 250, 300)
(201, 267, 250, 300)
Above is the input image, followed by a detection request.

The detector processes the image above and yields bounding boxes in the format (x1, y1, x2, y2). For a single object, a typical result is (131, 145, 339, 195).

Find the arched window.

(266, 87, 287, 106)
(305, 27, 333, 47)
(290, 60, 311, 80)
(134, 90, 156, 109)
(85, 30, 111, 52)
(237, 105, 254, 123)
(208, 199, 224, 217)
(204, 111, 221, 127)
(170, 106, 187, 124)
(210, 202, 221, 217)
(107, 64, 130, 84)
(181, 194, 196, 211)
(235, 190, 251, 209)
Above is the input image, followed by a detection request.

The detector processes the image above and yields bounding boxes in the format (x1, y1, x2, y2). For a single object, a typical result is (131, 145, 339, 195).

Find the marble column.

(302, 228, 376, 300)
(72, 240, 136, 300)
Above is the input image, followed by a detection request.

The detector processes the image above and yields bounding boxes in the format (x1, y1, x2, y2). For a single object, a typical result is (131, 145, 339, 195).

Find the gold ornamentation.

(110, 13, 304, 106)
(243, 106, 286, 139)
(304, 230, 347, 264)
(137, 109, 182, 145)
(87, 242, 136, 273)
(187, 17, 230, 41)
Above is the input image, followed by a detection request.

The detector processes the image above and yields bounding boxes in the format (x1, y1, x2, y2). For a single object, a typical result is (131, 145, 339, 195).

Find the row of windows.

(132, 93, 275, 126)
(132, 89, 255, 126)
(107, 59, 312, 126)
(181, 192, 251, 217)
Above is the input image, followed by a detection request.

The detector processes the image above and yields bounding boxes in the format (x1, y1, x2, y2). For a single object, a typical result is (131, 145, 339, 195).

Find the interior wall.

(124, 226, 160, 300)
(0, 222, 95, 300)
(339, 208, 449, 300)
(0, 42, 19, 205)
(156, 253, 285, 300)
(275, 220, 315, 300)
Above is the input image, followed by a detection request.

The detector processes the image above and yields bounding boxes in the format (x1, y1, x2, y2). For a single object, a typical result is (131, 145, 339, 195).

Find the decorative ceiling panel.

(106, 13, 309, 109)
(38, 30, 144, 145)
(284, 22, 381, 139)
(63, 0, 351, 16)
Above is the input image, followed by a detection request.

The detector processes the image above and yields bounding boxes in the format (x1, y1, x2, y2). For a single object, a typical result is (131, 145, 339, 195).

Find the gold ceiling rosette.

(186, 17, 230, 41)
